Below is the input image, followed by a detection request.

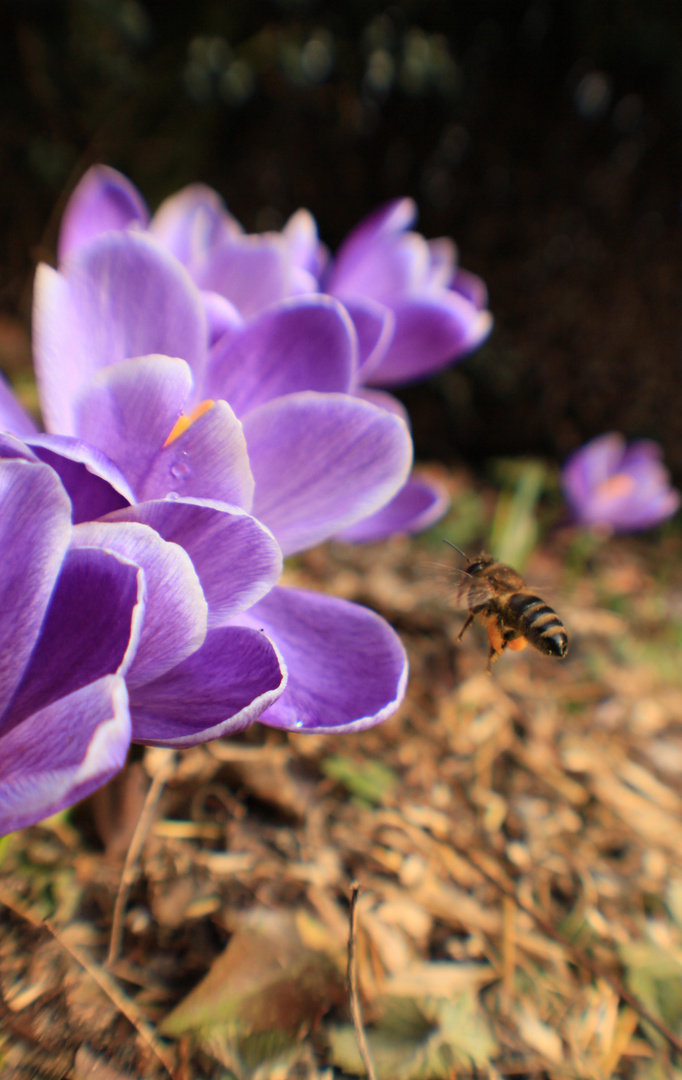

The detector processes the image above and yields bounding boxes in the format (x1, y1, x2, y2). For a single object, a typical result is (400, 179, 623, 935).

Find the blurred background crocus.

(561, 432, 681, 533)
(57, 167, 492, 391)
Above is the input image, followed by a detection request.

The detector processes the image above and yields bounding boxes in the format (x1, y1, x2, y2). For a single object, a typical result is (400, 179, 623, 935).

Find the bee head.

(465, 554, 495, 577)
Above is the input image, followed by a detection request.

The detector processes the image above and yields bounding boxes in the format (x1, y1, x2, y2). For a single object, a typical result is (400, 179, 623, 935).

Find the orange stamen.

(163, 400, 215, 447)
(594, 473, 636, 501)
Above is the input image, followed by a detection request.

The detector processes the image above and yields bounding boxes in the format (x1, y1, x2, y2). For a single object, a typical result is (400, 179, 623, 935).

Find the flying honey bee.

(445, 542, 569, 672)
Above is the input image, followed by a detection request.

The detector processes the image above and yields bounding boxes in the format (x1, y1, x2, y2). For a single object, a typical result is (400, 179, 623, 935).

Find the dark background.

(2, 0, 682, 473)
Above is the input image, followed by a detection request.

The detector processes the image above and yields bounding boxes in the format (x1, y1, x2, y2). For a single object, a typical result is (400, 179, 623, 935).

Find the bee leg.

(486, 617, 508, 673)
(456, 613, 475, 642)
(486, 640, 507, 674)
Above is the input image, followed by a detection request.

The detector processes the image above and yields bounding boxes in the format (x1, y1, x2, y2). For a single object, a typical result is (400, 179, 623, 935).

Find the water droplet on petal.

(167, 491, 180, 501)
(170, 460, 192, 480)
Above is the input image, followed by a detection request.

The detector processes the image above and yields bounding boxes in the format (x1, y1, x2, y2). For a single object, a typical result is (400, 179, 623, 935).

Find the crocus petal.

(335, 474, 450, 543)
(3, 546, 144, 730)
(0, 433, 40, 462)
(204, 296, 356, 414)
(282, 208, 328, 277)
(452, 267, 489, 310)
(27, 435, 135, 522)
(243, 392, 413, 555)
(244, 587, 408, 733)
(192, 235, 293, 318)
(202, 291, 244, 348)
(342, 297, 395, 381)
(0, 675, 131, 835)
(356, 388, 410, 424)
(58, 166, 150, 262)
(73, 355, 194, 493)
(150, 183, 241, 266)
(324, 198, 418, 294)
(73, 356, 254, 508)
(366, 295, 493, 386)
(128, 626, 286, 747)
(139, 400, 254, 508)
(104, 499, 282, 627)
(34, 232, 208, 434)
(72, 520, 207, 688)
(426, 237, 458, 288)
(562, 433, 626, 507)
(0, 461, 72, 720)
(0, 375, 38, 436)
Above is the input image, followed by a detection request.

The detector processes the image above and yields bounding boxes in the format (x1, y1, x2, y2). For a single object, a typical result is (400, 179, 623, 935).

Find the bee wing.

(454, 575, 497, 609)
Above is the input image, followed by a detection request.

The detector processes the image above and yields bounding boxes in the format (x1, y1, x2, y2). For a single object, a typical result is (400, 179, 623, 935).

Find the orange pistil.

(163, 400, 215, 447)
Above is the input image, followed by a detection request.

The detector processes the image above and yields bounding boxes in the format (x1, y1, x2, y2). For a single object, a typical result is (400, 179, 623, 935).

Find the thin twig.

(0, 885, 177, 1078)
(348, 881, 379, 1080)
(107, 748, 176, 967)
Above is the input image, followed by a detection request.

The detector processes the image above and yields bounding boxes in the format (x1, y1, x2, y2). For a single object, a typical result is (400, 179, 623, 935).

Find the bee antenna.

(443, 539, 469, 562)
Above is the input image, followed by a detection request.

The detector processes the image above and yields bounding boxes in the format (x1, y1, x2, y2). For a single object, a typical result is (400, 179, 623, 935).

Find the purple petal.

(58, 166, 150, 262)
(0, 675, 130, 835)
(366, 295, 494, 386)
(562, 433, 626, 508)
(3, 546, 144, 731)
(34, 233, 208, 434)
(243, 392, 413, 555)
(139, 400, 254, 508)
(621, 440, 666, 471)
(282, 209, 328, 277)
(104, 499, 282, 627)
(202, 291, 244, 348)
(192, 235, 294, 318)
(72, 520, 207, 688)
(452, 267, 489, 310)
(0, 374, 38, 436)
(331, 233, 429, 305)
(342, 297, 395, 381)
(0, 461, 72, 719)
(335, 474, 450, 543)
(73, 355, 194, 493)
(356, 388, 410, 424)
(150, 183, 240, 266)
(72, 356, 254, 508)
(128, 626, 286, 747)
(324, 199, 418, 294)
(204, 296, 356, 414)
(426, 238, 458, 288)
(27, 435, 134, 522)
(244, 587, 408, 733)
(0, 433, 40, 462)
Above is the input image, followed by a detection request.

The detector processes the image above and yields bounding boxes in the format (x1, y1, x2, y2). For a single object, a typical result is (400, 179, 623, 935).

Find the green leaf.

(620, 940, 682, 1045)
(488, 458, 547, 571)
(328, 994, 497, 1079)
(321, 755, 398, 805)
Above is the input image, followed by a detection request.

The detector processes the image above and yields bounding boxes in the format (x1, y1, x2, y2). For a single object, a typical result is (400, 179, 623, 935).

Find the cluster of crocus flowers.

(561, 432, 680, 533)
(0, 166, 492, 833)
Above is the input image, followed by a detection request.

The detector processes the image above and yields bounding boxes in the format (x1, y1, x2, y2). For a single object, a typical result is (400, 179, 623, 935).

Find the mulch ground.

(2, 467, 682, 1080)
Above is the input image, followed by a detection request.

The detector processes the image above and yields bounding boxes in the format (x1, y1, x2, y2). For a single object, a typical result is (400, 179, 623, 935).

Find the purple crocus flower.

(20, 230, 412, 735)
(58, 167, 491, 388)
(0, 431, 287, 753)
(0, 457, 143, 833)
(53, 166, 493, 538)
(323, 197, 493, 387)
(562, 432, 680, 532)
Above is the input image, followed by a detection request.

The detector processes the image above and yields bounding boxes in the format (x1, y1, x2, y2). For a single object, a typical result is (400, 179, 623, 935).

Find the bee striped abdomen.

(505, 593, 568, 657)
